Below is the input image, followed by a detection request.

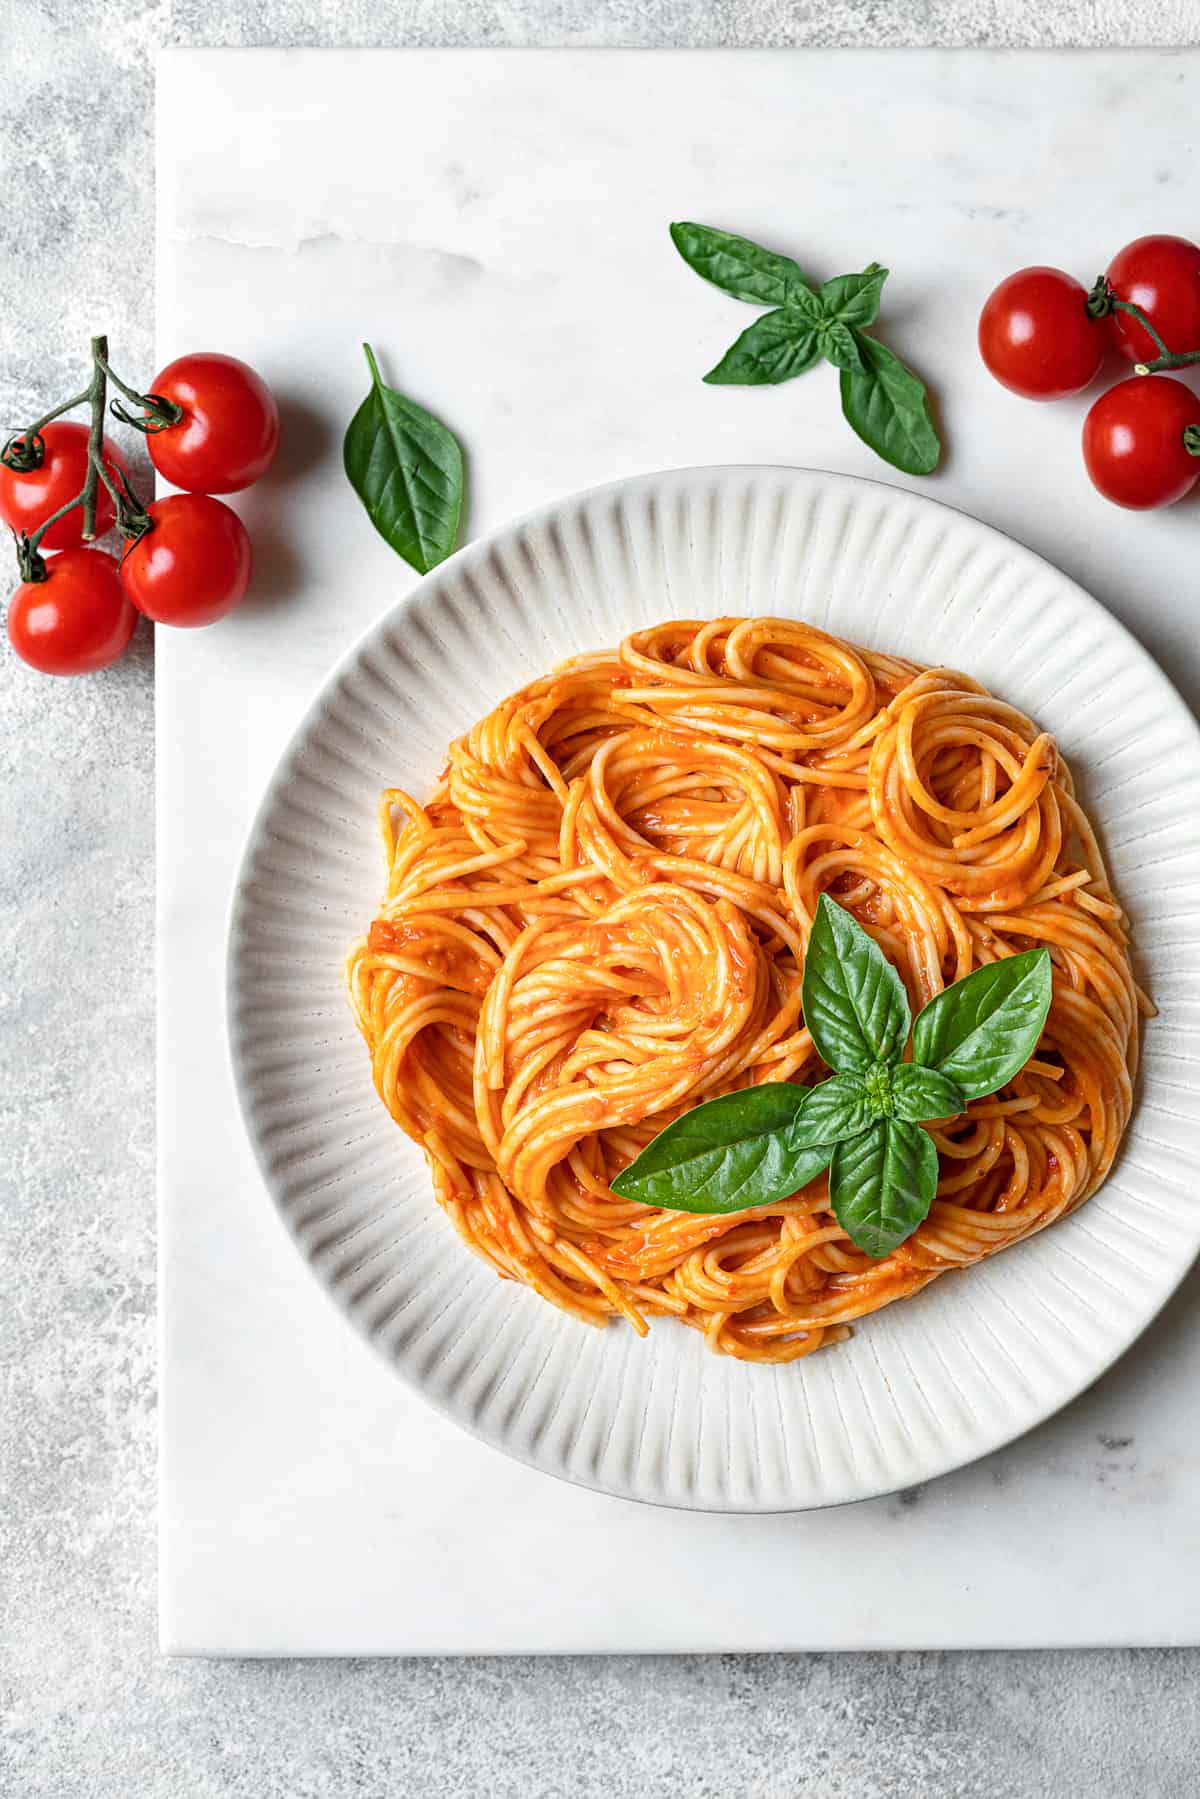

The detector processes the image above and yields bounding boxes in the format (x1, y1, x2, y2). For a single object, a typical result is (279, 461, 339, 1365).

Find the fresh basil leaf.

(780, 285, 825, 326)
(610, 1084, 833, 1215)
(890, 1063, 967, 1124)
(788, 1073, 876, 1153)
(669, 221, 815, 308)
(911, 949, 1053, 1101)
(704, 311, 822, 385)
(820, 265, 888, 328)
(817, 320, 867, 374)
(343, 343, 464, 575)
(839, 333, 941, 477)
(830, 1118, 939, 1259)
(802, 894, 911, 1075)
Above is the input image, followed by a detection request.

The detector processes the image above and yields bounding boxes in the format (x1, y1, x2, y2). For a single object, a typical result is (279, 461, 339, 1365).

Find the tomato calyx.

(1, 432, 47, 474)
(93, 343, 184, 435)
(109, 391, 184, 434)
(16, 529, 58, 585)
(1, 385, 94, 473)
(1084, 275, 1117, 321)
(1086, 274, 1200, 376)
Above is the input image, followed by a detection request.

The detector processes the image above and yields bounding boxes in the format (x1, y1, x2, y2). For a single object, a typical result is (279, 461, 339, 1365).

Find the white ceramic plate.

(228, 466, 1200, 1512)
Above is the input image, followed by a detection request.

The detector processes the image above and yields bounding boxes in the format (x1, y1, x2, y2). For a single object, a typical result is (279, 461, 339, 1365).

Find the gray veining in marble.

(2, 4, 1199, 1797)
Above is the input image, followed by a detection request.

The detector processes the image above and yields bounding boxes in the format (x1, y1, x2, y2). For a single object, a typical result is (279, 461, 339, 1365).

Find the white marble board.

(158, 47, 1200, 1654)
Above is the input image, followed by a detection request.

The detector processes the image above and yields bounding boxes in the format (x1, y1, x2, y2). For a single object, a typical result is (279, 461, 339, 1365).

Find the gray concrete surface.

(1, 5, 1198, 1797)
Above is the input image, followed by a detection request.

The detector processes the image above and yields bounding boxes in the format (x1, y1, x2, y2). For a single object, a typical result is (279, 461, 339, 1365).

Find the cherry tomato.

(0, 422, 131, 551)
(1082, 375, 1200, 510)
(1105, 235, 1200, 365)
(121, 493, 252, 626)
(146, 353, 280, 493)
(978, 267, 1106, 400)
(7, 548, 137, 675)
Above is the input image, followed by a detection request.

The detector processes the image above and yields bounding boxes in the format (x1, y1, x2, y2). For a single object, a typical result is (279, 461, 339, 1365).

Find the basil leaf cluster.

(611, 895, 1053, 1259)
(669, 222, 941, 478)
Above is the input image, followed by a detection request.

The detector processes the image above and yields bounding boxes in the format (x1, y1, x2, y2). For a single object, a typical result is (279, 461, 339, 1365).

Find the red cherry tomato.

(146, 353, 280, 493)
(121, 493, 252, 626)
(7, 548, 137, 675)
(0, 422, 131, 551)
(1105, 235, 1200, 365)
(1082, 375, 1200, 510)
(978, 267, 1106, 400)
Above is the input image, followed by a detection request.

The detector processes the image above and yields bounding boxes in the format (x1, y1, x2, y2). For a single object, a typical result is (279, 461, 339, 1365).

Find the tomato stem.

(1085, 275, 1199, 372)
(15, 335, 156, 581)
(1107, 297, 1172, 359)
(18, 342, 108, 573)
(95, 347, 183, 434)
(15, 500, 79, 580)
(1134, 349, 1200, 375)
(80, 335, 108, 542)
(111, 464, 154, 544)
(1184, 425, 1200, 459)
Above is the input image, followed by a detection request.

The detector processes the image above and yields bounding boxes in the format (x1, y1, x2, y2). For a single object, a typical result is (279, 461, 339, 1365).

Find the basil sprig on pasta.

(611, 896, 1052, 1259)
(669, 222, 941, 477)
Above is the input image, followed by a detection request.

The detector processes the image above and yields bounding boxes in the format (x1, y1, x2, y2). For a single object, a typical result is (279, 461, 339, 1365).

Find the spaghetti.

(346, 617, 1144, 1363)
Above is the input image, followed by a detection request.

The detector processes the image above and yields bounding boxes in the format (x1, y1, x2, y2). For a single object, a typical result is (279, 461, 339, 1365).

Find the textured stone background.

(2, 5, 1199, 1797)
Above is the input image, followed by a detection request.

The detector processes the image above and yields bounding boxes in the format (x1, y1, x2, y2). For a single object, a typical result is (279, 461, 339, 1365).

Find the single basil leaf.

(838, 333, 941, 477)
(890, 1063, 967, 1124)
(704, 311, 822, 385)
(817, 320, 867, 374)
(803, 894, 911, 1075)
(819, 265, 888, 328)
(610, 1084, 834, 1215)
(669, 221, 814, 308)
(780, 285, 825, 326)
(830, 1118, 939, 1259)
(788, 1073, 876, 1153)
(911, 949, 1053, 1101)
(343, 343, 464, 575)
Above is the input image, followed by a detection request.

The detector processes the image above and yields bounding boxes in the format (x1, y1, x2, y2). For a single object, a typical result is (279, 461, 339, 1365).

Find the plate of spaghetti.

(229, 466, 1200, 1510)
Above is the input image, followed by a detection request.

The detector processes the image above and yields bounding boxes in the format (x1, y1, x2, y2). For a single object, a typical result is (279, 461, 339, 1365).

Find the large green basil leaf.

(609, 1084, 833, 1214)
(830, 1118, 939, 1259)
(669, 221, 814, 308)
(704, 311, 822, 385)
(838, 333, 941, 477)
(802, 894, 911, 1075)
(911, 949, 1053, 1101)
(343, 342, 464, 575)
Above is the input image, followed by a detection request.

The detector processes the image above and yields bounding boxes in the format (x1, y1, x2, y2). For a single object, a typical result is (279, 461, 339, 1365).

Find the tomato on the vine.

(978, 267, 1106, 400)
(1105, 235, 1200, 365)
(7, 548, 137, 675)
(0, 422, 130, 551)
(121, 493, 252, 626)
(146, 352, 280, 494)
(1082, 374, 1200, 510)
